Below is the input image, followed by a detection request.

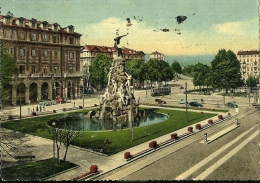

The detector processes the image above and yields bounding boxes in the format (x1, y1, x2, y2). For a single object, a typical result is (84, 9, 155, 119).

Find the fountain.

(93, 33, 140, 128)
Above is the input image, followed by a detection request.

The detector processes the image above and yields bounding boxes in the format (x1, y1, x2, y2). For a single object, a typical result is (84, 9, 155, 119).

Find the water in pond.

(50, 111, 168, 131)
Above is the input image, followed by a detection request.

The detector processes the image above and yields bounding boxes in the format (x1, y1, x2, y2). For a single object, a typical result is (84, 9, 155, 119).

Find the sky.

(1, 0, 259, 66)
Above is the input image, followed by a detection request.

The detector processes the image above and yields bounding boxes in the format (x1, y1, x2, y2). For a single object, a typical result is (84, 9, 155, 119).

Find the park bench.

(14, 155, 35, 161)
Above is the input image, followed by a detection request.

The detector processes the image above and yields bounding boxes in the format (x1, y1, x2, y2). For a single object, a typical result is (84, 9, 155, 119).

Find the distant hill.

(145, 54, 215, 67)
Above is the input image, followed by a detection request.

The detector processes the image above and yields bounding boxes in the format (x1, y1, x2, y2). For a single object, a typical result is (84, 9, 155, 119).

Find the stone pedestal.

(94, 52, 139, 124)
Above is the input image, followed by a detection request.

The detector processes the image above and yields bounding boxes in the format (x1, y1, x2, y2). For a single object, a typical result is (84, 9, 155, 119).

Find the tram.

(151, 86, 171, 96)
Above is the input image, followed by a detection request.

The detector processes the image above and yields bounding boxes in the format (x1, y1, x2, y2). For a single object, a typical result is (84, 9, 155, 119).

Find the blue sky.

(1, 0, 259, 65)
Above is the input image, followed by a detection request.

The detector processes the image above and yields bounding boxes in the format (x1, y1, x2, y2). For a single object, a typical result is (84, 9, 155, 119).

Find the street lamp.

(52, 122, 56, 158)
(185, 82, 188, 122)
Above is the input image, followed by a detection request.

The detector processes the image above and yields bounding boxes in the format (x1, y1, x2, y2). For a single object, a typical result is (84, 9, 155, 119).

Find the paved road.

(94, 107, 258, 181)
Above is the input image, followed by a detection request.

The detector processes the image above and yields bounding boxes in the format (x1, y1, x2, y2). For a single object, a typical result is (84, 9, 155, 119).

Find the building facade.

(149, 50, 165, 61)
(237, 50, 260, 81)
(0, 14, 82, 105)
(80, 44, 145, 67)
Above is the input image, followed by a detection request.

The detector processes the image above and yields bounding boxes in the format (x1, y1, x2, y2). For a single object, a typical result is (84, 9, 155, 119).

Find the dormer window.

(43, 24, 46, 30)
(19, 19, 23, 26)
(6, 18, 10, 24)
(32, 22, 35, 28)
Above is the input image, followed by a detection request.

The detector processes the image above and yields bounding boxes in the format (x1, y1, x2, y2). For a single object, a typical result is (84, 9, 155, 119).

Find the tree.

(146, 59, 163, 87)
(192, 63, 210, 90)
(89, 54, 112, 91)
(125, 59, 147, 81)
(47, 114, 82, 163)
(211, 49, 241, 93)
(246, 76, 258, 93)
(161, 61, 174, 85)
(126, 59, 147, 88)
(0, 45, 17, 106)
(171, 61, 182, 74)
(182, 64, 195, 77)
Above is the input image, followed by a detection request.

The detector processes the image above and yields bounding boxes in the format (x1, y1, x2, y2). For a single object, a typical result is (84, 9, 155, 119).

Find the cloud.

(214, 19, 257, 35)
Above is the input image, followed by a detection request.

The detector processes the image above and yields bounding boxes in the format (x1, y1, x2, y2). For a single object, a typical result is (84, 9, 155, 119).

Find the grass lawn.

(1, 158, 77, 181)
(2, 107, 219, 155)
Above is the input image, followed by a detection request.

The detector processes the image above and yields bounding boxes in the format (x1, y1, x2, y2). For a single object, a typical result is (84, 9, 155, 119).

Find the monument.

(93, 34, 140, 127)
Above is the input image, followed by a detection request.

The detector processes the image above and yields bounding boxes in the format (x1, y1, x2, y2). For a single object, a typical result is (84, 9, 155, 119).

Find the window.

(5, 30, 11, 38)
(69, 66, 73, 73)
(31, 66, 36, 73)
(42, 34, 48, 42)
(32, 22, 35, 29)
(6, 18, 10, 24)
(54, 25, 58, 32)
(19, 48, 25, 56)
(20, 32, 25, 40)
(43, 24, 46, 30)
(19, 20, 23, 26)
(43, 50, 48, 57)
(54, 51, 58, 58)
(43, 66, 48, 74)
(19, 65, 25, 74)
(5, 47, 12, 54)
(53, 36, 59, 43)
(31, 49, 37, 57)
(69, 52, 74, 59)
(69, 37, 73, 44)
(31, 33, 36, 41)
(53, 66, 59, 74)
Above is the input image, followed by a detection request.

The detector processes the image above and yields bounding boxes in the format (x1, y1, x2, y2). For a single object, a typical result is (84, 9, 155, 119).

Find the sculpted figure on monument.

(114, 33, 128, 57)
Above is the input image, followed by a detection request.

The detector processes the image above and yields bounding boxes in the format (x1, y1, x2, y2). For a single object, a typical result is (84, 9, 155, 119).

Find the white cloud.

(214, 18, 257, 36)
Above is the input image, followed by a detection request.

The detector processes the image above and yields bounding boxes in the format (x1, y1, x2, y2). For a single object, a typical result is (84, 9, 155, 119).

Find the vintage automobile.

(188, 101, 203, 107)
(39, 99, 56, 106)
(179, 99, 188, 104)
(225, 102, 238, 108)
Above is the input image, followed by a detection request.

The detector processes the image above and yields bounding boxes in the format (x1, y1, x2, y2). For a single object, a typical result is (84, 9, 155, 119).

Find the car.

(225, 102, 238, 108)
(188, 101, 203, 107)
(179, 99, 188, 104)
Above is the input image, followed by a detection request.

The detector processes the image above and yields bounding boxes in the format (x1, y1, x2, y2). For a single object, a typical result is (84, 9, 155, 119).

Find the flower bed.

(218, 115, 223, 120)
(208, 119, 213, 124)
(90, 165, 98, 173)
(70, 165, 98, 181)
(8, 115, 12, 120)
(195, 124, 201, 130)
(63, 108, 67, 112)
(187, 126, 193, 132)
(79, 106, 83, 109)
(171, 133, 178, 140)
(53, 110, 56, 113)
(32, 112, 37, 116)
(149, 141, 157, 148)
(124, 152, 131, 159)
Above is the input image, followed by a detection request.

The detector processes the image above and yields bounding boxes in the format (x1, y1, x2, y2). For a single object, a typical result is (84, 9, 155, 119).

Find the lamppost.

(82, 64, 89, 108)
(185, 82, 188, 122)
(52, 122, 56, 158)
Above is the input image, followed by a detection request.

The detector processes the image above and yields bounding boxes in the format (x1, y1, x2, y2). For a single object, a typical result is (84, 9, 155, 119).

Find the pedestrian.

(33, 106, 34, 112)
(43, 104, 45, 111)
(40, 105, 42, 112)
(28, 108, 30, 115)
(36, 106, 39, 113)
